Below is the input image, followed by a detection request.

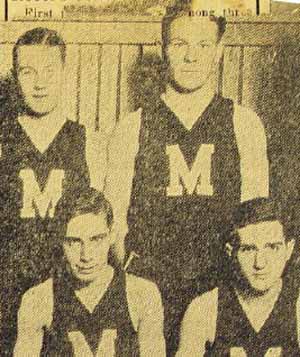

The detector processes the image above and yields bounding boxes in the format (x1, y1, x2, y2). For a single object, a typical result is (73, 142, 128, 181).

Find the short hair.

(12, 27, 66, 75)
(55, 188, 114, 236)
(227, 198, 291, 248)
(162, 3, 226, 60)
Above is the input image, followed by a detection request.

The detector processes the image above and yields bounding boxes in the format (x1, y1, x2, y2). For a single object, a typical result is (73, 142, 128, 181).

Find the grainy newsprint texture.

(1, 0, 300, 356)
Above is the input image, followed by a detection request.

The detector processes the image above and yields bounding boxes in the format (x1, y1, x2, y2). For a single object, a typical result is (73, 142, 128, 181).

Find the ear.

(109, 225, 119, 246)
(286, 239, 295, 261)
(226, 242, 233, 257)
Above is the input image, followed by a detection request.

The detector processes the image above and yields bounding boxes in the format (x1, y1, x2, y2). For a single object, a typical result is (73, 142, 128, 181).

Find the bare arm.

(176, 289, 218, 357)
(127, 274, 166, 357)
(104, 110, 142, 261)
(234, 105, 269, 202)
(14, 280, 53, 357)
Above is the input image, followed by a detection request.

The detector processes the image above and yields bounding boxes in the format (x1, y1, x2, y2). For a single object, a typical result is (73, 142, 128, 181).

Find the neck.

(20, 105, 62, 124)
(74, 265, 114, 292)
(236, 279, 283, 304)
(165, 79, 216, 104)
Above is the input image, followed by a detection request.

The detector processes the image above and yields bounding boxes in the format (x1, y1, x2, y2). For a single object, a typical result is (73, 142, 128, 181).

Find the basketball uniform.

(0, 117, 90, 355)
(205, 281, 300, 356)
(42, 269, 139, 357)
(127, 94, 241, 289)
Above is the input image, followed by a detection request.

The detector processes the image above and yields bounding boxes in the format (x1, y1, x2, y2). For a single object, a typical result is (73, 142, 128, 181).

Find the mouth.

(32, 94, 48, 99)
(76, 265, 97, 274)
(253, 273, 268, 280)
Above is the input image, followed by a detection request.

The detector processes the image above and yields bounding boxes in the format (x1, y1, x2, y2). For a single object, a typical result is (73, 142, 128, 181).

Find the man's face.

(63, 212, 112, 284)
(166, 17, 221, 92)
(17, 45, 64, 116)
(233, 221, 294, 293)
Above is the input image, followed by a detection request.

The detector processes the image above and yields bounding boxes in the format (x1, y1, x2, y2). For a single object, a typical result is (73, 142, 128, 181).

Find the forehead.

(238, 220, 284, 245)
(17, 45, 63, 67)
(168, 16, 218, 43)
(66, 212, 108, 239)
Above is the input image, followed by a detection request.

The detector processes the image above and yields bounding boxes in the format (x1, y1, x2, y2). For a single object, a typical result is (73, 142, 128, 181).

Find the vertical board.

(242, 46, 270, 111)
(119, 45, 141, 121)
(63, 44, 80, 122)
(79, 44, 108, 192)
(0, 44, 13, 76)
(79, 44, 100, 130)
(98, 45, 120, 136)
(222, 46, 243, 103)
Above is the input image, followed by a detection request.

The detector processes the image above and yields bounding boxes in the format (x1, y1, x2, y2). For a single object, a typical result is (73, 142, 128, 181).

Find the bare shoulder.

(185, 288, 219, 319)
(233, 104, 265, 132)
(126, 273, 161, 300)
(20, 278, 53, 327)
(115, 109, 142, 133)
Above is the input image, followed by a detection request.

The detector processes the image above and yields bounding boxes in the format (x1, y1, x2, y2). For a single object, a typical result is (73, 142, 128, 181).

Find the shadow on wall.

(0, 74, 21, 121)
(129, 52, 167, 111)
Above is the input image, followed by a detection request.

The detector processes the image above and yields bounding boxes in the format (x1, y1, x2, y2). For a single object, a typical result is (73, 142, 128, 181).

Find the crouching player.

(176, 198, 299, 356)
(14, 188, 166, 356)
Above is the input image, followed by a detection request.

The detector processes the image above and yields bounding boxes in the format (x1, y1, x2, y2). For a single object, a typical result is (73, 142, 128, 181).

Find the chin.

(26, 103, 56, 117)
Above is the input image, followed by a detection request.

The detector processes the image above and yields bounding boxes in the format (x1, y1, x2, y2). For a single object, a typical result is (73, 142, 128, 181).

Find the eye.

(65, 237, 81, 247)
(239, 246, 255, 253)
(19, 68, 35, 76)
(267, 244, 281, 252)
(90, 233, 108, 242)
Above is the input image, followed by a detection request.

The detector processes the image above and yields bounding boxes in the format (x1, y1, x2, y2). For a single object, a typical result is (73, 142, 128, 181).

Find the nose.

(33, 71, 47, 90)
(80, 243, 93, 263)
(254, 250, 267, 270)
(184, 44, 198, 63)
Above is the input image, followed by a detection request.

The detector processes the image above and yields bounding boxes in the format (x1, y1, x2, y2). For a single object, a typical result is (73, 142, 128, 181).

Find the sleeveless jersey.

(42, 269, 139, 357)
(205, 282, 300, 356)
(127, 95, 241, 282)
(0, 117, 90, 285)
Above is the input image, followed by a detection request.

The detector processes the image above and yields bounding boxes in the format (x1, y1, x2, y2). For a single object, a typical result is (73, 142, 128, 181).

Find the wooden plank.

(0, 44, 13, 76)
(222, 46, 242, 103)
(242, 46, 270, 111)
(119, 45, 141, 120)
(98, 44, 120, 136)
(63, 44, 80, 121)
(225, 22, 300, 46)
(0, 21, 161, 45)
(79, 44, 99, 129)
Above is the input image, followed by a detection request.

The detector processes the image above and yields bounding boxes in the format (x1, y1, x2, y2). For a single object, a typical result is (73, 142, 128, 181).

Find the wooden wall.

(0, 17, 299, 136)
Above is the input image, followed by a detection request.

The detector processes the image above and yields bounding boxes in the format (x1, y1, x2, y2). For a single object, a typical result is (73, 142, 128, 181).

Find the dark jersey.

(0, 118, 90, 285)
(127, 95, 241, 283)
(205, 282, 300, 356)
(42, 269, 139, 357)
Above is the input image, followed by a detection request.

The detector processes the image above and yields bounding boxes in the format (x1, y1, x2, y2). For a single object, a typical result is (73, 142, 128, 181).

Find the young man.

(176, 198, 299, 356)
(105, 5, 269, 353)
(0, 27, 91, 353)
(14, 188, 165, 356)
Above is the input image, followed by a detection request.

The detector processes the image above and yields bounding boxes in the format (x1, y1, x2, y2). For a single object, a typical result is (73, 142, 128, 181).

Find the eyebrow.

(90, 233, 108, 241)
(265, 242, 284, 247)
(239, 244, 256, 249)
(64, 236, 81, 242)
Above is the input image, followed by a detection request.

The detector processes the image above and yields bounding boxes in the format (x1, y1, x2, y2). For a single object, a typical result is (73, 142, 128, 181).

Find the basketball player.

(105, 5, 269, 354)
(176, 198, 299, 356)
(0, 27, 91, 353)
(14, 188, 165, 357)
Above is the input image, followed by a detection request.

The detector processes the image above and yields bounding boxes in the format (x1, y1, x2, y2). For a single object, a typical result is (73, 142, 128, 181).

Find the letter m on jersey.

(166, 144, 215, 196)
(19, 169, 64, 218)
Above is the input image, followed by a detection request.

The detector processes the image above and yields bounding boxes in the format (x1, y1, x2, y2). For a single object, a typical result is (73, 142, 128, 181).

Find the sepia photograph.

(0, 0, 300, 356)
